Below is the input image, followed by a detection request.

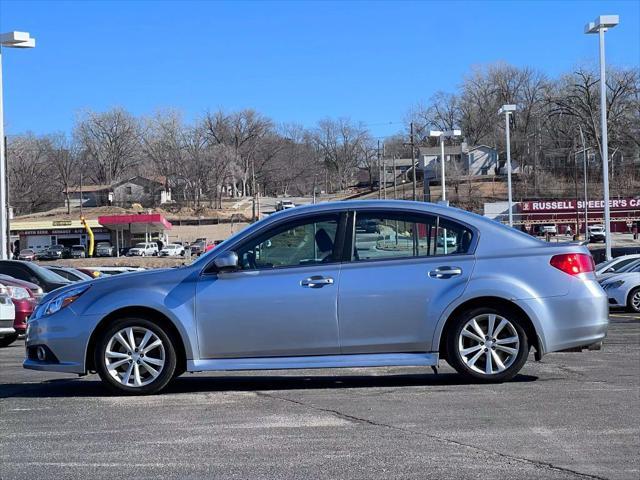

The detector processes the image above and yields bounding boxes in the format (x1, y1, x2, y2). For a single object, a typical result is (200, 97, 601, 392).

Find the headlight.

(604, 280, 625, 290)
(35, 285, 90, 319)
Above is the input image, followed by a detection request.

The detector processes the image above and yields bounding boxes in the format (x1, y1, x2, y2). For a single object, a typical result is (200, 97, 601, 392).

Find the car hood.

(600, 272, 640, 286)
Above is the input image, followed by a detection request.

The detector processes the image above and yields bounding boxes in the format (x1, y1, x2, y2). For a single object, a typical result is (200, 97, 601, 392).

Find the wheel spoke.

(127, 328, 137, 350)
(143, 356, 164, 367)
(467, 349, 484, 368)
(485, 349, 493, 374)
(471, 319, 485, 338)
(133, 363, 142, 386)
(486, 314, 496, 337)
(107, 358, 130, 370)
(106, 350, 129, 359)
(461, 344, 483, 356)
(121, 362, 134, 385)
(495, 345, 518, 355)
(461, 329, 484, 343)
(496, 336, 519, 345)
(142, 339, 162, 354)
(491, 350, 506, 371)
(138, 330, 153, 350)
(115, 332, 131, 351)
(140, 360, 160, 378)
(493, 319, 508, 337)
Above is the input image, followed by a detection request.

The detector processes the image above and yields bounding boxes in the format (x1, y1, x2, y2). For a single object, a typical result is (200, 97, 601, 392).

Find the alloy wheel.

(104, 327, 165, 387)
(458, 313, 520, 375)
(631, 290, 640, 312)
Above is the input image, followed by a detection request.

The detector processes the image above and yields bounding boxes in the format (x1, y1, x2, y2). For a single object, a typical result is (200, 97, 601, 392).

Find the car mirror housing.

(213, 251, 239, 272)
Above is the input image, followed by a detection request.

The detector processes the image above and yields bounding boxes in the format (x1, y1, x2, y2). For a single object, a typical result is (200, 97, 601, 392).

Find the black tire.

(94, 317, 177, 395)
(0, 333, 18, 348)
(445, 306, 529, 382)
(628, 287, 640, 314)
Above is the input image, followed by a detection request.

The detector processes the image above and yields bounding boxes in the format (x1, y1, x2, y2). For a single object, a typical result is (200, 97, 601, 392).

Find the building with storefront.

(10, 214, 173, 256)
(9, 219, 110, 254)
(484, 197, 640, 233)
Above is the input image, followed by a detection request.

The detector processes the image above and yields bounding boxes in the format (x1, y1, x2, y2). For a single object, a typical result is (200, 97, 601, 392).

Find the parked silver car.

(24, 201, 608, 394)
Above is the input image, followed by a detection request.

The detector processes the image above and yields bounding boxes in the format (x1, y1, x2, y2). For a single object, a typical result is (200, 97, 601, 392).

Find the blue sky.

(1, 0, 639, 139)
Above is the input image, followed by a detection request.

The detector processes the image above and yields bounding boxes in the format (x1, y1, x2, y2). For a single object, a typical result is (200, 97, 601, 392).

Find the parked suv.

(588, 225, 607, 243)
(127, 242, 159, 257)
(39, 244, 68, 260)
(95, 242, 115, 257)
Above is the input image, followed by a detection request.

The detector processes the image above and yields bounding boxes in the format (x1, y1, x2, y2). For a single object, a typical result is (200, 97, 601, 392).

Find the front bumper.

(603, 286, 627, 308)
(23, 309, 101, 375)
(518, 278, 609, 354)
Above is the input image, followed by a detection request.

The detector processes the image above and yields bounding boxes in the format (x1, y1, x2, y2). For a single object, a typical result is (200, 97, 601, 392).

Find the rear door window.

(352, 211, 474, 261)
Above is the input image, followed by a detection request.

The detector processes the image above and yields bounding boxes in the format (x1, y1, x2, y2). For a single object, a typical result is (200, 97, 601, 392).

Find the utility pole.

(377, 140, 382, 199)
(410, 122, 416, 201)
(392, 155, 397, 199)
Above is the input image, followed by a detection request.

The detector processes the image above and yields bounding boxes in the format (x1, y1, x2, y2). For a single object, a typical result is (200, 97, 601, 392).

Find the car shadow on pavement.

(0, 372, 538, 398)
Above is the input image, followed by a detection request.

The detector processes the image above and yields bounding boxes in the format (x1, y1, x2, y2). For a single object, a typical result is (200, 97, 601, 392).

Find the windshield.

(20, 249, 34, 254)
(51, 245, 64, 250)
(72, 246, 84, 251)
(34, 264, 72, 284)
(134, 243, 147, 248)
(618, 259, 640, 273)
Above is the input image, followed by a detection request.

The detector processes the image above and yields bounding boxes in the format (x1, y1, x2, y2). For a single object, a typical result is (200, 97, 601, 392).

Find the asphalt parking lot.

(1, 313, 638, 480)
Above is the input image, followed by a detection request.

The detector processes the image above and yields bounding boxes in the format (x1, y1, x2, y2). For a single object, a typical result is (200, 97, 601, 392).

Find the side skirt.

(187, 352, 439, 372)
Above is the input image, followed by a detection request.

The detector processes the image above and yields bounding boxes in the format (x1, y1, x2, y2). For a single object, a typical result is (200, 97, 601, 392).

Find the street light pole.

(586, 15, 619, 261)
(0, 31, 36, 260)
(429, 129, 461, 203)
(498, 104, 516, 227)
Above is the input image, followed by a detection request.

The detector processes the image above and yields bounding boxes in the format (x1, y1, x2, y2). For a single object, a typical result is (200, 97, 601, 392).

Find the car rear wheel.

(446, 307, 529, 382)
(0, 333, 18, 348)
(628, 288, 640, 313)
(94, 318, 176, 395)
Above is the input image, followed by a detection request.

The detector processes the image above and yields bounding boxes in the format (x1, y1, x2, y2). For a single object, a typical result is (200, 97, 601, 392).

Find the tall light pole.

(0, 31, 36, 260)
(498, 104, 516, 227)
(585, 15, 618, 261)
(429, 129, 461, 203)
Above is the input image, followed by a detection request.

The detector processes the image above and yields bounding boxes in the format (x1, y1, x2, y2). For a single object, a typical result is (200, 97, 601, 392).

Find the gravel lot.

(1, 313, 638, 480)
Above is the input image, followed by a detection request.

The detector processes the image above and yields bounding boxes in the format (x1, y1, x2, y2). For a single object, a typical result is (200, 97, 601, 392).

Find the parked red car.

(0, 274, 42, 347)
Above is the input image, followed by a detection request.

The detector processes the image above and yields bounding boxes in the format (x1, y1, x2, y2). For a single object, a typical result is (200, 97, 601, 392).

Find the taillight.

(550, 253, 595, 276)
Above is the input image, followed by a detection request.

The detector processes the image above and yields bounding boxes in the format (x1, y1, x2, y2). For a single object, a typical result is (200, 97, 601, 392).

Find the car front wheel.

(94, 318, 177, 395)
(446, 307, 529, 382)
(628, 288, 640, 313)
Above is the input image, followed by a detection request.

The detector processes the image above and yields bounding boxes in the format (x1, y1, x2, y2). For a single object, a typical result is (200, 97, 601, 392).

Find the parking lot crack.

(256, 391, 610, 480)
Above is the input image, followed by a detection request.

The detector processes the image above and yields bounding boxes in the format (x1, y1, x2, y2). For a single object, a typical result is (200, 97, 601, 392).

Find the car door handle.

(428, 266, 462, 279)
(300, 276, 334, 288)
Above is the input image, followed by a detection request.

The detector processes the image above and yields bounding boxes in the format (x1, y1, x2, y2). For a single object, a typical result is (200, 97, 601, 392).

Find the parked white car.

(127, 243, 158, 257)
(159, 244, 185, 257)
(276, 200, 295, 211)
(595, 254, 640, 278)
(0, 293, 16, 347)
(600, 262, 640, 313)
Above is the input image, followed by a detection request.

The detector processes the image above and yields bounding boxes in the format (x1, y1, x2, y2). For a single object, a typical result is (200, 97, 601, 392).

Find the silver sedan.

(24, 201, 608, 394)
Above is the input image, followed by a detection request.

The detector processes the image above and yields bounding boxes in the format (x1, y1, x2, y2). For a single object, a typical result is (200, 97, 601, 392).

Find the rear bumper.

(0, 326, 16, 337)
(518, 279, 609, 354)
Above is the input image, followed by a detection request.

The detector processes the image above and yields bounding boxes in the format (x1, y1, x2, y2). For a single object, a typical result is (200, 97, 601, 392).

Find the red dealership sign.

(520, 198, 640, 213)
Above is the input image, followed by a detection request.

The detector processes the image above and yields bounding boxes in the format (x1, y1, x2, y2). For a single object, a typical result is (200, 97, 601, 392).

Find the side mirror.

(213, 251, 239, 272)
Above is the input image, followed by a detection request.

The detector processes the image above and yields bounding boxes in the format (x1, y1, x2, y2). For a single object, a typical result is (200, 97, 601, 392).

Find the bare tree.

(45, 134, 80, 214)
(75, 108, 141, 184)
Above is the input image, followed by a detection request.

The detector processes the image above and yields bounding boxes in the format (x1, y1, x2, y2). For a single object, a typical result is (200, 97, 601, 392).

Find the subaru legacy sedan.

(24, 201, 608, 394)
